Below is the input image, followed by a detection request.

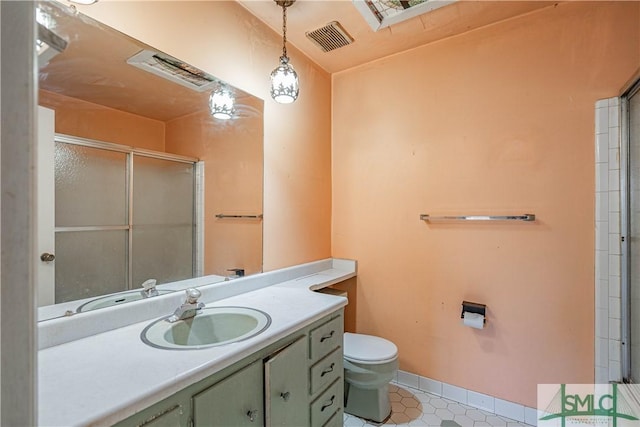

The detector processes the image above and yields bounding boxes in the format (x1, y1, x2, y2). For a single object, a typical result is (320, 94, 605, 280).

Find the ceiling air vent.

(305, 21, 354, 53)
(127, 50, 217, 92)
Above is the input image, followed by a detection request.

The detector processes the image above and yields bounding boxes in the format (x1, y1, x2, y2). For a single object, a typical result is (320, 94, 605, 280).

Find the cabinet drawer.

(310, 378, 342, 427)
(322, 408, 343, 427)
(309, 315, 343, 363)
(310, 347, 342, 396)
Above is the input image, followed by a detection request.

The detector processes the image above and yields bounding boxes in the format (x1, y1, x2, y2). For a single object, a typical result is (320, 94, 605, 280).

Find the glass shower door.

(131, 155, 195, 287)
(628, 85, 640, 381)
(52, 137, 198, 305)
(54, 142, 129, 303)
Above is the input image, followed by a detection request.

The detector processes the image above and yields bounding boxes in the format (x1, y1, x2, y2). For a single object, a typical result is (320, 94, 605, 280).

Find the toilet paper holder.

(461, 301, 486, 324)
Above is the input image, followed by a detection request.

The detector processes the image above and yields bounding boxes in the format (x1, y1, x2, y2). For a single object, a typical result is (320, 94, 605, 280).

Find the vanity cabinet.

(135, 404, 188, 427)
(116, 309, 343, 427)
(308, 315, 344, 427)
(193, 360, 264, 426)
(265, 336, 308, 425)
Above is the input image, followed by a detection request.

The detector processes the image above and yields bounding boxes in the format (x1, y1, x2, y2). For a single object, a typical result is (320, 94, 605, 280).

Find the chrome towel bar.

(420, 213, 535, 222)
(215, 214, 264, 219)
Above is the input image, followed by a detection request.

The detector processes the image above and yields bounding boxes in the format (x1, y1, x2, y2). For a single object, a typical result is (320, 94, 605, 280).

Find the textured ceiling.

(38, 1, 255, 122)
(37, 0, 555, 120)
(237, 0, 555, 74)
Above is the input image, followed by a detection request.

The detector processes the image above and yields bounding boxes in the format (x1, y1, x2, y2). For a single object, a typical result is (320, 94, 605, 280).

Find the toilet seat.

(344, 332, 398, 364)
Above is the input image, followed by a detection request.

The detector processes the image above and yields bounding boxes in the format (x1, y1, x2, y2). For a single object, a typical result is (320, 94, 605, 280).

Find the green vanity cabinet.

(133, 404, 189, 427)
(115, 309, 344, 427)
(308, 315, 344, 427)
(265, 336, 308, 425)
(193, 360, 264, 426)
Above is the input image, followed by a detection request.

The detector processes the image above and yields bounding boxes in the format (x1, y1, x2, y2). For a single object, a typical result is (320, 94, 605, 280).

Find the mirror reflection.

(36, 1, 264, 321)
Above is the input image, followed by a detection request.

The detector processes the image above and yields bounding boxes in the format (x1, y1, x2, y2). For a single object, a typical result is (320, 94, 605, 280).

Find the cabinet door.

(265, 337, 309, 426)
(193, 360, 264, 426)
(138, 404, 185, 427)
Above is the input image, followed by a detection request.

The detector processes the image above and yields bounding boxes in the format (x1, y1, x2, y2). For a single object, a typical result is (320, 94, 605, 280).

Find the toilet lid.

(343, 332, 398, 364)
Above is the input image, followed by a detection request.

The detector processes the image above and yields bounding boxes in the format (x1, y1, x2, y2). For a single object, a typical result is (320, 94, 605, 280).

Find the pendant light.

(270, 0, 299, 104)
(209, 84, 235, 120)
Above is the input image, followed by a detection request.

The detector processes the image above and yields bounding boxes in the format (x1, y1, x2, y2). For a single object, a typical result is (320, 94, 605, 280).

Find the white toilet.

(343, 332, 399, 423)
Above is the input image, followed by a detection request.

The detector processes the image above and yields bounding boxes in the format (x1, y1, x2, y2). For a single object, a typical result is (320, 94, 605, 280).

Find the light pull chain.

(281, 3, 288, 59)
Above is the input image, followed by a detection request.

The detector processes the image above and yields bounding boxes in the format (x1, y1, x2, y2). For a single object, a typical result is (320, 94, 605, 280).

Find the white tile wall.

(397, 370, 420, 389)
(524, 407, 539, 426)
(395, 370, 535, 425)
(467, 390, 495, 413)
(494, 398, 525, 422)
(594, 97, 623, 383)
(418, 375, 443, 396)
(442, 383, 468, 404)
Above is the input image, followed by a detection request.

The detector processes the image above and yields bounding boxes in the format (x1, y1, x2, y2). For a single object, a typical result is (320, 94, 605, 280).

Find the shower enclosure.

(53, 135, 200, 304)
(623, 79, 640, 381)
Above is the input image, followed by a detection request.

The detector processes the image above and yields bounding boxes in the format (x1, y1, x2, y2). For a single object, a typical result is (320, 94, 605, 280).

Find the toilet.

(343, 332, 399, 423)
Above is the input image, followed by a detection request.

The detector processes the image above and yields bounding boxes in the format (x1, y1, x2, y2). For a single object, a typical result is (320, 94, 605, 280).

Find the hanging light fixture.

(270, 0, 299, 104)
(68, 0, 99, 5)
(209, 84, 235, 120)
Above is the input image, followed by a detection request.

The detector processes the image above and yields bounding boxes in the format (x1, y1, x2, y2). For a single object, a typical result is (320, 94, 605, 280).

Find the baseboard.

(394, 370, 538, 426)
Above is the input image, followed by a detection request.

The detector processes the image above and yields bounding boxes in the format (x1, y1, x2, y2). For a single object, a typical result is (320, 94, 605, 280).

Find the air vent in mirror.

(127, 50, 217, 92)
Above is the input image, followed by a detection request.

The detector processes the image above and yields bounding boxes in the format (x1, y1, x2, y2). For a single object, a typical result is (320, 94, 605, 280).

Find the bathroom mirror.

(36, 1, 264, 321)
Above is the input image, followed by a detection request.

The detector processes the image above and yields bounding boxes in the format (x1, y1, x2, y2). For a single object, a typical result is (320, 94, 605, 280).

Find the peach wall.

(165, 99, 264, 278)
(332, 2, 639, 407)
(38, 90, 165, 151)
(78, 1, 332, 272)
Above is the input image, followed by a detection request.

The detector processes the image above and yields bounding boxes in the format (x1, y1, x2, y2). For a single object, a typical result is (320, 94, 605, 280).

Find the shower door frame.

(53, 133, 203, 296)
(621, 79, 640, 382)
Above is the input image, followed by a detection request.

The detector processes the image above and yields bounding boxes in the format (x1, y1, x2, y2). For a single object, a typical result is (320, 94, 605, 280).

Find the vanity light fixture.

(209, 84, 235, 120)
(270, 0, 299, 104)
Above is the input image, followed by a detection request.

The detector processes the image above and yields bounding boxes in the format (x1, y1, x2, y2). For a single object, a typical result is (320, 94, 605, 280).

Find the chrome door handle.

(40, 252, 55, 262)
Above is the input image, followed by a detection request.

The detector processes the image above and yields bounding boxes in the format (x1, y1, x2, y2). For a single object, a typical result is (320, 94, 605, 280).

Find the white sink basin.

(76, 290, 174, 312)
(140, 306, 271, 350)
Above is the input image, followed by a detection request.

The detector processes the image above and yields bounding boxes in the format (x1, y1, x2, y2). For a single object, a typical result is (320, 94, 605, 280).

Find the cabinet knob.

(40, 252, 55, 262)
(320, 395, 336, 412)
(320, 363, 335, 377)
(280, 391, 290, 402)
(320, 330, 335, 342)
(246, 409, 259, 422)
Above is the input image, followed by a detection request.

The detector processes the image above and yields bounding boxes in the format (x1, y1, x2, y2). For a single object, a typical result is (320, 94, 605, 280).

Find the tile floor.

(343, 383, 533, 427)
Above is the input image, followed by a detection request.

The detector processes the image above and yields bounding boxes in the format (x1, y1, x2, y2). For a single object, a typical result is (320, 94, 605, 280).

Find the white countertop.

(38, 259, 355, 427)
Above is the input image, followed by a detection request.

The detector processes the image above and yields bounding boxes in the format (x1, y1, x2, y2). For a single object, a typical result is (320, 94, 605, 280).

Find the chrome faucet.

(166, 288, 204, 323)
(140, 279, 159, 298)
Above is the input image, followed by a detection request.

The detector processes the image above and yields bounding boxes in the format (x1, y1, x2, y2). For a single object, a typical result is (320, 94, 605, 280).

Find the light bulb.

(270, 57, 299, 104)
(209, 86, 235, 120)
